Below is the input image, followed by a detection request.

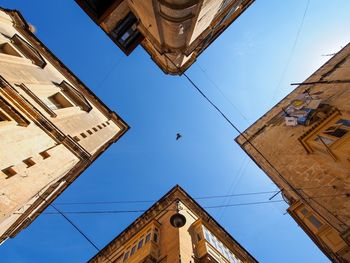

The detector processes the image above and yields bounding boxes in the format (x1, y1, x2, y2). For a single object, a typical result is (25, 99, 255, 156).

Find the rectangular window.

(111, 12, 144, 54)
(44, 93, 73, 110)
(130, 245, 136, 256)
(80, 133, 87, 139)
(137, 239, 143, 249)
(145, 233, 151, 243)
(2, 166, 17, 177)
(0, 110, 10, 122)
(308, 215, 323, 230)
(87, 130, 93, 135)
(39, 151, 50, 159)
(123, 251, 129, 262)
(97, 125, 103, 130)
(23, 158, 36, 168)
(93, 127, 98, 132)
(0, 43, 22, 57)
(153, 233, 158, 243)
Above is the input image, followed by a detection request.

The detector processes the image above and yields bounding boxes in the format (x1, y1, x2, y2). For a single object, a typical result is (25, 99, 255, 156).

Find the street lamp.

(170, 200, 186, 228)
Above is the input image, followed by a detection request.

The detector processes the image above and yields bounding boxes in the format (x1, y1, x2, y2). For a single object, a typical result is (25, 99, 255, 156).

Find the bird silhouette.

(176, 133, 182, 140)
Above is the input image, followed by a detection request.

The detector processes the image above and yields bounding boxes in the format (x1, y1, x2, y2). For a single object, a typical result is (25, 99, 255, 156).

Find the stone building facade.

(90, 185, 257, 263)
(0, 7, 128, 244)
(75, 0, 254, 75)
(236, 43, 350, 262)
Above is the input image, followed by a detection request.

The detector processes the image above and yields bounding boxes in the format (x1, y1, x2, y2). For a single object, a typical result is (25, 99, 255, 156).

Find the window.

(130, 245, 136, 256)
(97, 125, 103, 130)
(23, 158, 36, 167)
(102, 123, 106, 127)
(73, 136, 80, 142)
(44, 93, 73, 110)
(39, 151, 50, 159)
(11, 34, 46, 68)
(297, 206, 324, 232)
(111, 12, 144, 55)
(57, 81, 92, 112)
(309, 215, 323, 230)
(0, 43, 21, 57)
(93, 127, 98, 132)
(80, 133, 87, 138)
(123, 251, 129, 262)
(87, 130, 93, 135)
(137, 239, 143, 250)
(313, 118, 350, 147)
(106, 121, 110, 125)
(153, 232, 158, 243)
(0, 84, 30, 127)
(145, 233, 151, 243)
(0, 110, 10, 122)
(2, 166, 17, 177)
(300, 111, 350, 154)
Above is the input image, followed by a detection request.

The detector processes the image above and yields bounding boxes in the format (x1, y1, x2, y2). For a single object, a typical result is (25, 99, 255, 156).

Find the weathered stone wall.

(236, 43, 350, 262)
(0, 8, 127, 243)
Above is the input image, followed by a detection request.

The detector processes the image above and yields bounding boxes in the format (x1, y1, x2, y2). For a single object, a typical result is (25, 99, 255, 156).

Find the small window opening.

(97, 125, 103, 130)
(23, 158, 36, 168)
(145, 233, 151, 243)
(123, 251, 129, 262)
(93, 127, 98, 132)
(106, 121, 110, 125)
(46, 93, 73, 110)
(0, 43, 21, 57)
(73, 136, 80, 142)
(87, 130, 93, 135)
(153, 232, 158, 243)
(102, 123, 106, 127)
(2, 166, 17, 177)
(137, 239, 143, 249)
(39, 151, 50, 159)
(80, 133, 87, 138)
(130, 245, 136, 256)
(0, 110, 10, 122)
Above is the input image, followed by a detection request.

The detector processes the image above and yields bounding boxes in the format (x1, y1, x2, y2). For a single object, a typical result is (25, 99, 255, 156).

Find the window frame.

(299, 111, 350, 155)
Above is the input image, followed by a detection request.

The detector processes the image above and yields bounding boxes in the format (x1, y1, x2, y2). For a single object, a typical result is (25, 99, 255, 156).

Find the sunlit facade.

(0, 7, 128, 244)
(75, 0, 254, 75)
(236, 43, 350, 262)
(90, 185, 257, 263)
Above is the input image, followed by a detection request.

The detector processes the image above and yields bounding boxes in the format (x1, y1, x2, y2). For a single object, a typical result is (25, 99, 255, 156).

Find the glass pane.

(324, 128, 347, 138)
(308, 215, 323, 229)
(145, 233, 151, 243)
(336, 119, 350, 127)
(314, 136, 334, 145)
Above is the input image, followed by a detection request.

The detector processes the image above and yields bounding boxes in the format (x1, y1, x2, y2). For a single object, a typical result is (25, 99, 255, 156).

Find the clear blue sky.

(1, 1, 350, 262)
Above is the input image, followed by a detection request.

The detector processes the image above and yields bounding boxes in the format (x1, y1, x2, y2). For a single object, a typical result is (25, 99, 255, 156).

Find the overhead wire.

(196, 63, 249, 122)
(163, 41, 344, 230)
(53, 185, 335, 206)
(20, 193, 347, 216)
(38, 196, 114, 263)
(270, 0, 311, 102)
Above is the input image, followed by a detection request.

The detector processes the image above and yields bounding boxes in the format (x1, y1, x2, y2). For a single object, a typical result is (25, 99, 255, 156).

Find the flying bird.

(176, 133, 182, 140)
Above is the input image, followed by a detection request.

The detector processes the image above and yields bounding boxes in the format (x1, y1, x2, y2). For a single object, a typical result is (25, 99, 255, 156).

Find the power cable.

(53, 185, 334, 206)
(18, 194, 347, 217)
(20, 193, 347, 216)
(270, 0, 311, 102)
(163, 51, 343, 231)
(38, 196, 113, 263)
(196, 63, 249, 122)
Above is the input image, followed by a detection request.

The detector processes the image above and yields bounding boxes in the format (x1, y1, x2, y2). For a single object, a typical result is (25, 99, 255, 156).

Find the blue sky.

(1, 0, 350, 262)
